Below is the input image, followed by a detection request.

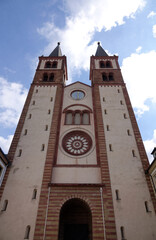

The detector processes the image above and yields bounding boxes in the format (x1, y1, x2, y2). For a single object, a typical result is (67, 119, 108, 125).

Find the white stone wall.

(52, 82, 101, 184)
(0, 85, 57, 240)
(99, 85, 156, 240)
(52, 167, 101, 184)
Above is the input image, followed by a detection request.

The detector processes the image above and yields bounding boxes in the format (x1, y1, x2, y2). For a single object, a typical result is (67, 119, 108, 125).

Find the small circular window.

(71, 90, 85, 100)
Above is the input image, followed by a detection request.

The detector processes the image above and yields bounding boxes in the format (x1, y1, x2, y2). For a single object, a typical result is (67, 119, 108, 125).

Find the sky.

(0, 0, 156, 163)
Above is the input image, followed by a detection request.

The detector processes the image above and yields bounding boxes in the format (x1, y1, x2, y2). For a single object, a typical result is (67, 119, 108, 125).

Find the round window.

(71, 90, 85, 100)
(62, 131, 92, 156)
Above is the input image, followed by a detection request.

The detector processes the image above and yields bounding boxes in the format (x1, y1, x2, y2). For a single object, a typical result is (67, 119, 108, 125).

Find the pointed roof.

(49, 42, 62, 57)
(95, 42, 108, 57)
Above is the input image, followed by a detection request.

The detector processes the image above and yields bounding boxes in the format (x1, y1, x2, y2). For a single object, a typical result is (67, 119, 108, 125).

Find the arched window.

(45, 61, 51, 68)
(74, 112, 81, 124)
(52, 61, 57, 68)
(24, 225, 31, 239)
(109, 73, 114, 81)
(49, 73, 54, 82)
(65, 112, 73, 124)
(64, 110, 91, 125)
(102, 73, 108, 81)
(106, 61, 112, 68)
(82, 112, 89, 124)
(100, 61, 105, 68)
(43, 73, 48, 82)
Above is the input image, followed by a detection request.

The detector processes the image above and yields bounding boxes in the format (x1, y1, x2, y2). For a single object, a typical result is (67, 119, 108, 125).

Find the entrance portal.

(64, 224, 89, 240)
(58, 198, 92, 240)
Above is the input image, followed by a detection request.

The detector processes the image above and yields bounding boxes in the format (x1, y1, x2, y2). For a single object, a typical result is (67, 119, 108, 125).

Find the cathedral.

(0, 42, 156, 240)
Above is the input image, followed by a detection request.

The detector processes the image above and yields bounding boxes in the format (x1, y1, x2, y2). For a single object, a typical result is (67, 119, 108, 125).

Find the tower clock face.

(62, 131, 92, 156)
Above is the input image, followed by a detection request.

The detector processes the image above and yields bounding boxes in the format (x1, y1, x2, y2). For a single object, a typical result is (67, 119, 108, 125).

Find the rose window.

(62, 131, 92, 156)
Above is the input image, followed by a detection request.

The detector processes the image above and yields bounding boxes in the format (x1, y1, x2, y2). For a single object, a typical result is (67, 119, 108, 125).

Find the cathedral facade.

(0, 43, 156, 240)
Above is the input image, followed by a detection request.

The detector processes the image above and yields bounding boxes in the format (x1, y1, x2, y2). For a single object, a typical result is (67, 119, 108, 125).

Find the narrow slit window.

(24, 129, 28, 135)
(115, 190, 120, 200)
(18, 149, 22, 157)
(1, 200, 8, 211)
(120, 226, 125, 240)
(45, 125, 48, 131)
(145, 201, 150, 212)
(41, 144, 45, 151)
(109, 144, 112, 151)
(24, 225, 31, 239)
(104, 109, 107, 114)
(35, 89, 38, 93)
(117, 89, 120, 93)
(32, 189, 37, 200)
(106, 125, 110, 131)
(132, 149, 136, 157)
(48, 109, 51, 114)
(123, 113, 127, 119)
(120, 100, 123, 105)
(32, 100, 35, 105)
(28, 114, 32, 119)
(50, 97, 53, 102)
(103, 97, 105, 102)
(127, 129, 130, 136)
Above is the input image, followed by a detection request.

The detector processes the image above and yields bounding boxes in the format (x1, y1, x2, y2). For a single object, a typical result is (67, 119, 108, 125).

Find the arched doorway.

(58, 198, 92, 240)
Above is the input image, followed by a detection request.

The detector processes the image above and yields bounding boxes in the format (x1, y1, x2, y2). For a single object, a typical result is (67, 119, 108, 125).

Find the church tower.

(0, 43, 156, 240)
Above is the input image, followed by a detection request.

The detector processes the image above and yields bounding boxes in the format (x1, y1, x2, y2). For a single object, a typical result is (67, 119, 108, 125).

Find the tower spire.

(95, 42, 108, 57)
(49, 42, 62, 57)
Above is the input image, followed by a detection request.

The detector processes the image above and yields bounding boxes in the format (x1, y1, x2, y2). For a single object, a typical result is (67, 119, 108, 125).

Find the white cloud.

(153, 24, 156, 38)
(147, 11, 156, 18)
(121, 51, 156, 116)
(0, 135, 13, 154)
(4, 67, 16, 74)
(144, 130, 156, 163)
(0, 77, 28, 127)
(136, 46, 142, 53)
(37, 0, 146, 82)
